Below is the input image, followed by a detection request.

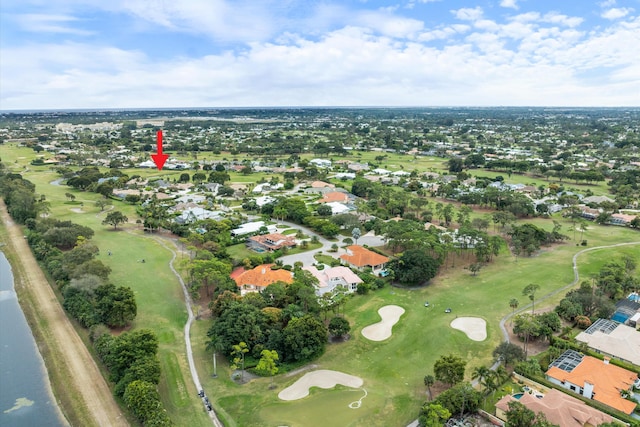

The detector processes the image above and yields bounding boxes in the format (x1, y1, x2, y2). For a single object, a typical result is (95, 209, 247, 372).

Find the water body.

(0, 251, 67, 427)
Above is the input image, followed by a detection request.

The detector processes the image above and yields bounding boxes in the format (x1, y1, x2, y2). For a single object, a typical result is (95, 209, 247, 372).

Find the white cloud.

(510, 12, 541, 23)
(452, 7, 483, 21)
(2, 2, 640, 108)
(601, 7, 633, 20)
(500, 0, 518, 10)
(354, 10, 424, 38)
(13, 13, 94, 35)
(542, 12, 584, 27)
(599, 0, 617, 8)
(417, 24, 469, 42)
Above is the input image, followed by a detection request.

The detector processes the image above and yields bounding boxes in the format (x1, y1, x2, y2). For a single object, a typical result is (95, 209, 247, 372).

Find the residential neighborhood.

(2, 107, 639, 427)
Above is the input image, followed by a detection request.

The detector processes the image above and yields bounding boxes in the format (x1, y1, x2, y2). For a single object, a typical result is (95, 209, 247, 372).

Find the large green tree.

(505, 401, 558, 427)
(123, 380, 171, 425)
(328, 316, 350, 338)
(418, 402, 451, 427)
(282, 314, 327, 362)
(433, 354, 466, 387)
(102, 210, 128, 229)
(95, 283, 137, 328)
(207, 301, 268, 355)
(492, 342, 525, 367)
(434, 382, 481, 417)
(388, 249, 441, 286)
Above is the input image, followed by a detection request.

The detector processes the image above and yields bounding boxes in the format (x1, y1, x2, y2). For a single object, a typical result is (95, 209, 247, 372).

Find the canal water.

(0, 251, 67, 426)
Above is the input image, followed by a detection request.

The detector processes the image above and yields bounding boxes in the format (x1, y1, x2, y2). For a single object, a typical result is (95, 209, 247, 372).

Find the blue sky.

(1, 0, 639, 109)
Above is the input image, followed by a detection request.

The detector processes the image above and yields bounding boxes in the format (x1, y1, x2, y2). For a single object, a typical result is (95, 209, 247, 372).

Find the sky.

(1, 0, 639, 110)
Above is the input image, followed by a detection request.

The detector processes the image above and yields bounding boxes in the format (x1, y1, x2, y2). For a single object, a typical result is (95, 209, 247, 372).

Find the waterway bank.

(0, 251, 68, 427)
(0, 200, 127, 426)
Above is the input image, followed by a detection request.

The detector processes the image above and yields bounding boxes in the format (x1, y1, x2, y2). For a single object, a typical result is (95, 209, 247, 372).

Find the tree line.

(0, 169, 173, 425)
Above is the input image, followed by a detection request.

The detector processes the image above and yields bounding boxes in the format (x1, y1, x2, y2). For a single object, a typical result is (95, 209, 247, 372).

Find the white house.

(255, 196, 276, 207)
(309, 158, 332, 168)
(303, 266, 363, 295)
(175, 207, 224, 224)
(231, 221, 277, 237)
(326, 202, 352, 215)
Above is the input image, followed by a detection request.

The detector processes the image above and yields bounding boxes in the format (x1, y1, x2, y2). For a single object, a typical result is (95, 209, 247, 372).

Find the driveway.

(275, 221, 386, 267)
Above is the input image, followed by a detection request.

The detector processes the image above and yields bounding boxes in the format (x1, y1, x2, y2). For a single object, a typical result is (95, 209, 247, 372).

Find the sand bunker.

(450, 317, 487, 341)
(70, 208, 84, 213)
(278, 370, 363, 401)
(361, 305, 405, 341)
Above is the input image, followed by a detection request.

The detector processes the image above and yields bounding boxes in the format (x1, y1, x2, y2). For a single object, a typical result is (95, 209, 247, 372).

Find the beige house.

(495, 389, 612, 427)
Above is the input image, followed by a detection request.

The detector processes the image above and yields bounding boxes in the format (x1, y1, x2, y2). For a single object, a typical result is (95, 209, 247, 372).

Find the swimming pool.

(513, 393, 524, 399)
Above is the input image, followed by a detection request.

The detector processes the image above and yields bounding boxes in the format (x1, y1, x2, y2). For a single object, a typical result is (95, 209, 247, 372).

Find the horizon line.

(2, 105, 640, 114)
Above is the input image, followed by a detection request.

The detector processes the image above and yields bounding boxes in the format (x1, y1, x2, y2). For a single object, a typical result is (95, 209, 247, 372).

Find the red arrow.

(151, 130, 169, 170)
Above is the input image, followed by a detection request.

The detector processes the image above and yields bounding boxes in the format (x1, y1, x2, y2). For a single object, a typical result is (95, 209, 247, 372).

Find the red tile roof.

(339, 245, 389, 268)
(496, 389, 612, 427)
(233, 264, 293, 291)
(311, 180, 334, 188)
(546, 356, 637, 414)
(318, 191, 349, 203)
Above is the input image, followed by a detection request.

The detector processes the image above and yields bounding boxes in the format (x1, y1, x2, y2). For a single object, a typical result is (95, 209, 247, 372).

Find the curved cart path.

(498, 241, 640, 343)
(407, 240, 640, 427)
(137, 232, 224, 427)
(0, 200, 127, 427)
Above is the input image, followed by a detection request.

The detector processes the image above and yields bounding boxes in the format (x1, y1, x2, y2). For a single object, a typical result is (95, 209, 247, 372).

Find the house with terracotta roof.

(233, 264, 294, 296)
(495, 388, 613, 427)
(610, 213, 637, 226)
(318, 191, 349, 204)
(339, 245, 389, 274)
(303, 265, 363, 295)
(310, 180, 335, 189)
(247, 233, 297, 252)
(545, 350, 638, 414)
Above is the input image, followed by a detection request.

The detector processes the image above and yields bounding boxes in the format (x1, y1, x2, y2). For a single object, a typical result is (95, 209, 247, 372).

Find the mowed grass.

(5, 145, 640, 426)
(192, 220, 639, 427)
(9, 164, 211, 426)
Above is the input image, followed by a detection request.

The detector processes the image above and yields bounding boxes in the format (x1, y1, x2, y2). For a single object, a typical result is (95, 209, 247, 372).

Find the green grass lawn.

(193, 222, 639, 427)
(11, 164, 211, 426)
(5, 144, 640, 427)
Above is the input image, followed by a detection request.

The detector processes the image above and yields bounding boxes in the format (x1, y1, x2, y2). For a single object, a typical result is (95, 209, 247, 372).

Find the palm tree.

(509, 298, 519, 324)
(206, 335, 225, 378)
(493, 365, 509, 388)
(423, 374, 435, 401)
(577, 220, 588, 242)
(522, 283, 540, 314)
(471, 365, 491, 391)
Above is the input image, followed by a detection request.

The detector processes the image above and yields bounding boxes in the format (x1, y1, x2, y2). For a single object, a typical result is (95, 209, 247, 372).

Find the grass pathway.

(127, 230, 224, 427)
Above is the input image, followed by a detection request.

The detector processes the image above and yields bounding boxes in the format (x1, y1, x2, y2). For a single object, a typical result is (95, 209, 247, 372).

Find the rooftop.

(546, 350, 638, 414)
(339, 245, 389, 268)
(233, 264, 294, 291)
(496, 389, 613, 427)
(576, 319, 640, 365)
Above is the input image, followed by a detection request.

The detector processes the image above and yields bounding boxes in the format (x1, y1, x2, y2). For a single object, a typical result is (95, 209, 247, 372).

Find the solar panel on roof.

(549, 350, 583, 373)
